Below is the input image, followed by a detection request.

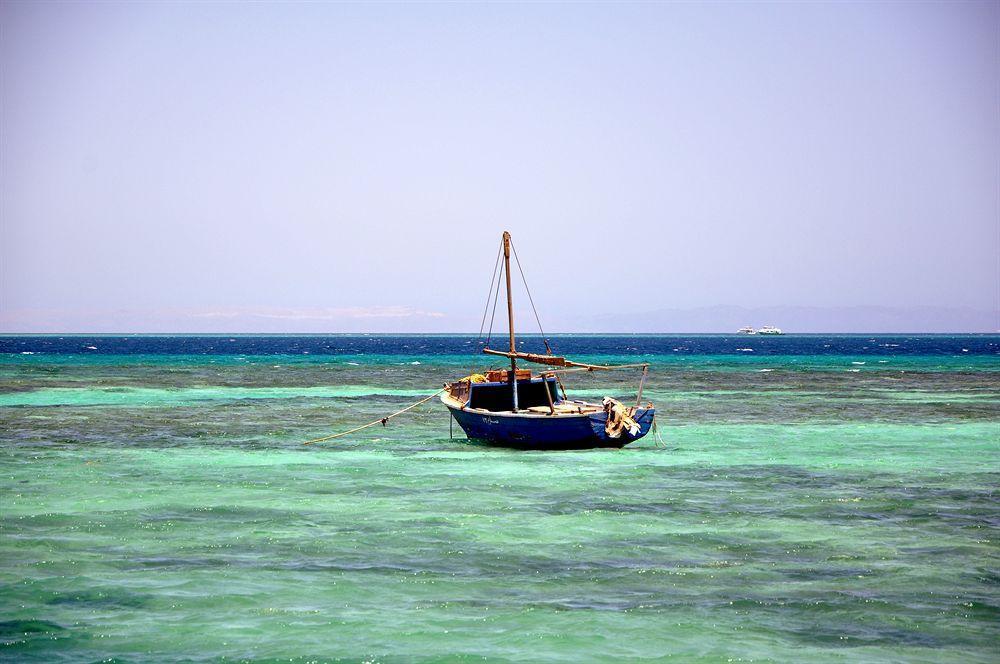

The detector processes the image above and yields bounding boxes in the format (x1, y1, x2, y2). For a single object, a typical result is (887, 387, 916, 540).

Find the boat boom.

(482, 348, 648, 372)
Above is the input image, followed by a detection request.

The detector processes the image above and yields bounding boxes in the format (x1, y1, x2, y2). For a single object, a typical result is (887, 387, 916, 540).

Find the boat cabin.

(447, 374, 561, 412)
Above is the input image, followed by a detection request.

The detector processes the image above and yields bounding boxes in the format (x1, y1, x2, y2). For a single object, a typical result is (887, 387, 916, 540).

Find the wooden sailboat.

(441, 232, 656, 450)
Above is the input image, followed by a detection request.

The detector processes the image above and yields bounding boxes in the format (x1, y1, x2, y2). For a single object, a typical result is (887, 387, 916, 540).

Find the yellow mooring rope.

(302, 388, 446, 445)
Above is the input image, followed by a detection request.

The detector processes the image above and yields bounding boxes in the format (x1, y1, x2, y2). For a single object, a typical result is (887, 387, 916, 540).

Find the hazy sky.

(1, 1, 997, 332)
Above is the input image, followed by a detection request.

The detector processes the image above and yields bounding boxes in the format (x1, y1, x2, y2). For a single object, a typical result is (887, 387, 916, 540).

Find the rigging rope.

(475, 241, 503, 346)
(652, 420, 667, 448)
(509, 240, 569, 397)
(302, 389, 445, 445)
(472, 240, 503, 376)
(484, 258, 504, 349)
(510, 241, 553, 354)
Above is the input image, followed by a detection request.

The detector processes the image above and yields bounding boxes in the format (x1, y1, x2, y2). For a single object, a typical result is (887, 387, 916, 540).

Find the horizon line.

(2, 331, 998, 336)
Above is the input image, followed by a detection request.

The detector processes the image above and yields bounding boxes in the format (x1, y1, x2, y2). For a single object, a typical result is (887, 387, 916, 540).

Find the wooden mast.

(503, 231, 519, 411)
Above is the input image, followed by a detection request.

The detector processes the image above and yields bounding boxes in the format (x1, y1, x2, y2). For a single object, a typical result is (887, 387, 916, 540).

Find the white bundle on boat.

(602, 397, 641, 438)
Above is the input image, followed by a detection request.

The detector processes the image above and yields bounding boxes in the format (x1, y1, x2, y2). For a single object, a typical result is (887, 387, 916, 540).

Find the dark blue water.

(2, 333, 998, 356)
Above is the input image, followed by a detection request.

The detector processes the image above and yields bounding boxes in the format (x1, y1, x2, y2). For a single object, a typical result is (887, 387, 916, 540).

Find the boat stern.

(587, 406, 656, 445)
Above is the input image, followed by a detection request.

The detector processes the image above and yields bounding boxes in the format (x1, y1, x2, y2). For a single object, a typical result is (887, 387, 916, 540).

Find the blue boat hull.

(447, 405, 655, 450)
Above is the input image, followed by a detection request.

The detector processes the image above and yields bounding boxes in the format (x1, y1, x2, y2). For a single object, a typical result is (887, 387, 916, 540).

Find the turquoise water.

(1, 335, 998, 661)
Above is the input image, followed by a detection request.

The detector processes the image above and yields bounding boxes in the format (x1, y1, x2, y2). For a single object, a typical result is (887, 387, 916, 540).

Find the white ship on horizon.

(737, 326, 757, 335)
(757, 325, 783, 335)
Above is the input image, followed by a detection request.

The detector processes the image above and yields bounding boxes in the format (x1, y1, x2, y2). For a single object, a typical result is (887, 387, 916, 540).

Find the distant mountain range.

(561, 305, 999, 334)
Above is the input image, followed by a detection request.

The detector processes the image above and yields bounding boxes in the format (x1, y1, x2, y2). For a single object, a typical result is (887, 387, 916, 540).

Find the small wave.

(852, 361, 866, 365)
(736, 348, 753, 352)
(20, 351, 34, 355)
(85, 346, 97, 350)
(757, 369, 773, 372)
(846, 369, 861, 372)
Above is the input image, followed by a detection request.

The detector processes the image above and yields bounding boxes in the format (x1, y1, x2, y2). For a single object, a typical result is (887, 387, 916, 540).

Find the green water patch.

(1, 422, 997, 661)
(0, 385, 437, 408)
